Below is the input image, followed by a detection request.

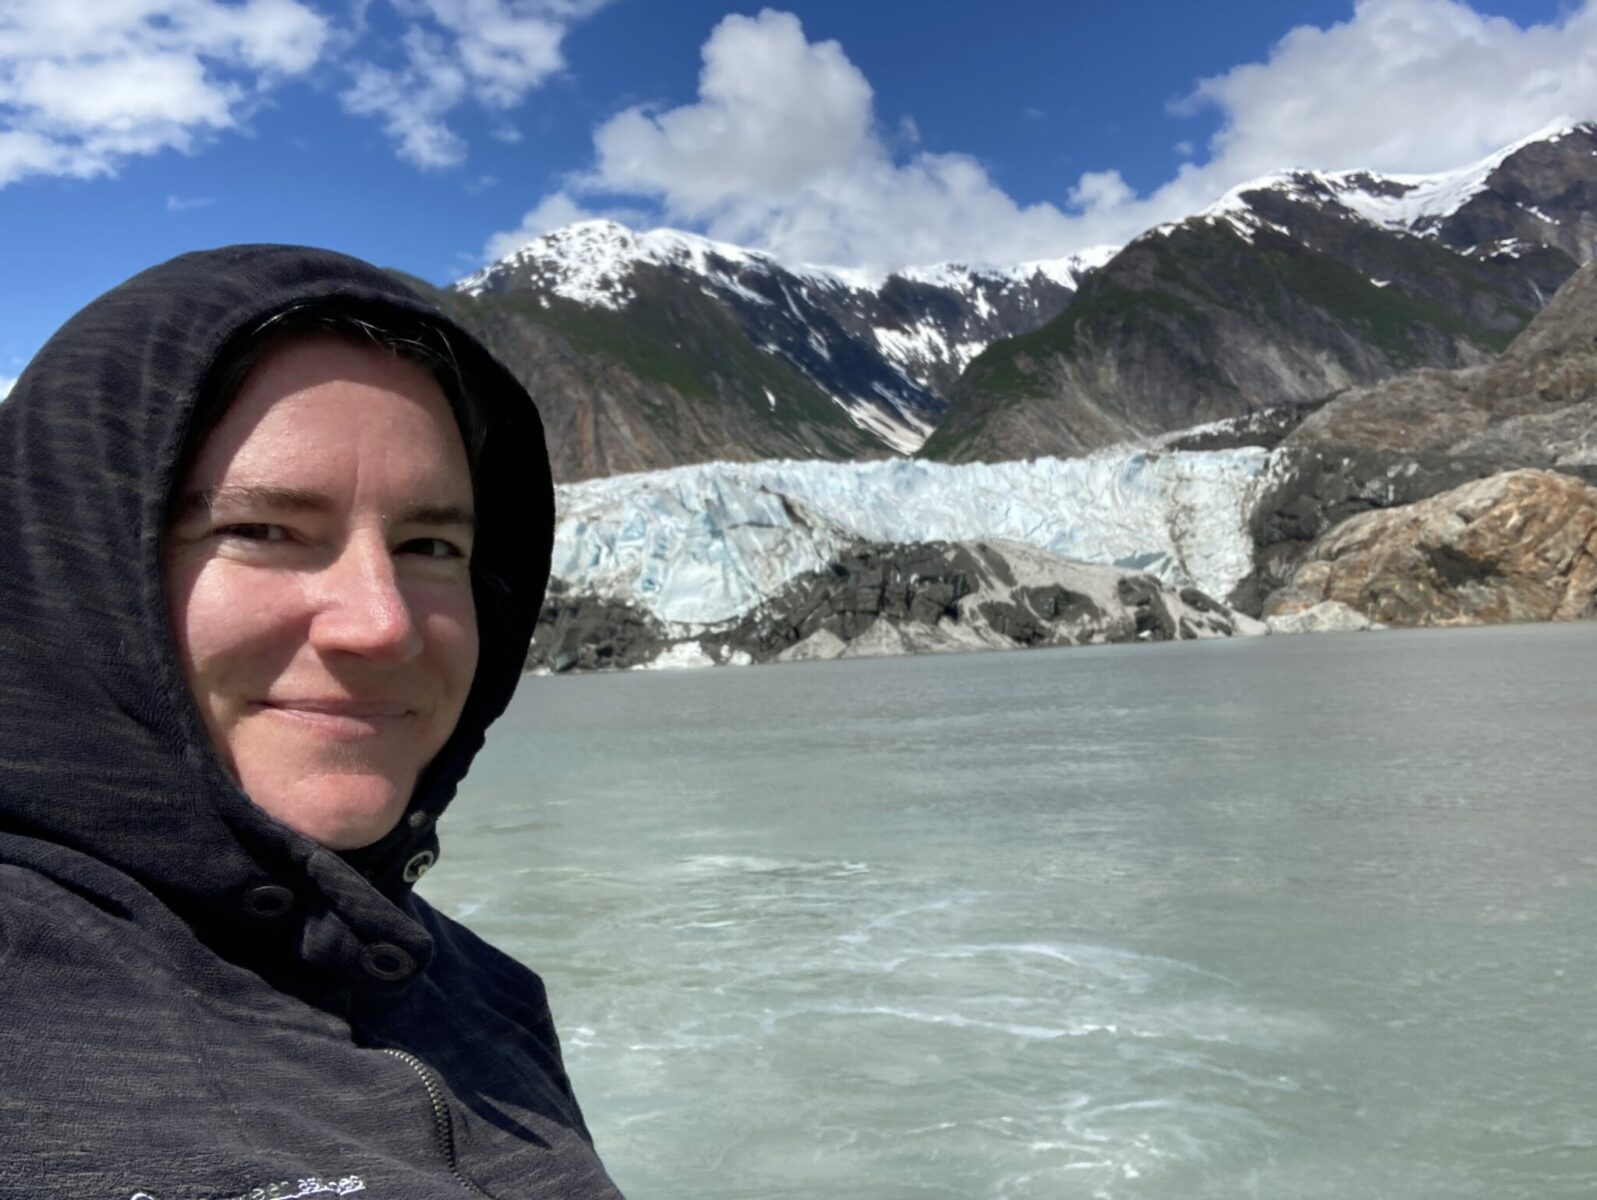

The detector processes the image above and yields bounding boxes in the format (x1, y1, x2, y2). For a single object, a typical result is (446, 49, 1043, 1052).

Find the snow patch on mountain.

(835, 394, 932, 454)
(894, 245, 1118, 294)
(456, 220, 775, 309)
(458, 218, 1117, 315)
(551, 449, 1271, 626)
(1173, 118, 1590, 246)
(1330, 118, 1584, 233)
(872, 322, 988, 381)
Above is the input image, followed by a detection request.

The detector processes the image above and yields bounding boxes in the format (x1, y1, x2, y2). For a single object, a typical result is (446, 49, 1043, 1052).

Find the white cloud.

(0, 374, 16, 401)
(489, 9, 1089, 270)
(0, 1, 609, 185)
(583, 11, 875, 210)
(0, 0, 330, 186)
(340, 0, 607, 168)
(484, 1, 1597, 272)
(343, 25, 470, 167)
(1104, 0, 1597, 253)
(1068, 169, 1133, 213)
(1179, 0, 1597, 177)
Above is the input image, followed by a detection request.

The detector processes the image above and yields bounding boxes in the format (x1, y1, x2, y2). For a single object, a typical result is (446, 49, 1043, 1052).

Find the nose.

(308, 533, 424, 662)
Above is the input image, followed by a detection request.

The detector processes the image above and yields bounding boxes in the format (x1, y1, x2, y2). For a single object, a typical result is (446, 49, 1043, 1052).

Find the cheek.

(167, 560, 305, 700)
(418, 583, 480, 702)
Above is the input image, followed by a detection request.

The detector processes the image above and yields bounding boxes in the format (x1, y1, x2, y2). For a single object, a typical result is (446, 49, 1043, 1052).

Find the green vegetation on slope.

(1149, 219, 1536, 360)
(398, 267, 877, 459)
(917, 278, 1209, 460)
(921, 212, 1545, 461)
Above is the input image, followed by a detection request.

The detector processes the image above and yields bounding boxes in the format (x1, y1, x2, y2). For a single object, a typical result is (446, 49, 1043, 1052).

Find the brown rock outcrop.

(1264, 469, 1597, 626)
(1284, 258, 1597, 463)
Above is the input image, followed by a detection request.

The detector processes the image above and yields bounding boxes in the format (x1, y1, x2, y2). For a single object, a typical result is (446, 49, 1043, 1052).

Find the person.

(0, 245, 624, 1199)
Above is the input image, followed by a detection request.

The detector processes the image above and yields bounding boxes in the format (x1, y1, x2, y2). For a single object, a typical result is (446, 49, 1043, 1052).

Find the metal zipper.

(381, 1047, 493, 1197)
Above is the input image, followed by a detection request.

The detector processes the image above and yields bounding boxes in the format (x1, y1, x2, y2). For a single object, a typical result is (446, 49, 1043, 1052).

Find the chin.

(252, 770, 415, 851)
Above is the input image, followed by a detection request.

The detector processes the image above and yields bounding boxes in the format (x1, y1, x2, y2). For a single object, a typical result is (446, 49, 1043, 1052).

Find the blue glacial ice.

(551, 448, 1275, 627)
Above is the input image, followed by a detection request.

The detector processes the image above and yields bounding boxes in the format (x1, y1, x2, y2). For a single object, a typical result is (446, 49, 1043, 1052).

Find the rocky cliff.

(1242, 257, 1597, 611)
(529, 539, 1261, 673)
(1264, 470, 1597, 626)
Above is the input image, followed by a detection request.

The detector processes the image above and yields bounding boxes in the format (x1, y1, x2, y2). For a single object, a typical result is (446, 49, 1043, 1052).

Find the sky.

(1, 0, 1592, 394)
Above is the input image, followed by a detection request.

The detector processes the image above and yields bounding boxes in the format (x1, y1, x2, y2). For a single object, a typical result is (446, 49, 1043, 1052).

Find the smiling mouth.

(257, 699, 414, 737)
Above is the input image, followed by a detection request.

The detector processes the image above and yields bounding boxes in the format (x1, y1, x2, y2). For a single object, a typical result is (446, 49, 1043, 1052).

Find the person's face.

(163, 336, 479, 850)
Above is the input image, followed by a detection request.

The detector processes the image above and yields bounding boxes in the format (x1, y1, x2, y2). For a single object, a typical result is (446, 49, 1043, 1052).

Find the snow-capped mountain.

(456, 218, 1114, 457)
(529, 252, 1597, 671)
(420, 121, 1597, 483)
(1184, 120, 1597, 264)
(927, 123, 1597, 466)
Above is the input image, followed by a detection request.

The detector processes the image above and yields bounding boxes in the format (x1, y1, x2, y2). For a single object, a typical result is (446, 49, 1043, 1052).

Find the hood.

(0, 244, 554, 994)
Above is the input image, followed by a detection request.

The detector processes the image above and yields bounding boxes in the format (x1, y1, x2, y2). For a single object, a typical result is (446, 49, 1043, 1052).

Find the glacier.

(551, 448, 1273, 627)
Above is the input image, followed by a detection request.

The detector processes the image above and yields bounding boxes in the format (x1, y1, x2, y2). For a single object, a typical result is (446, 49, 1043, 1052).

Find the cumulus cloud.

(0, 375, 15, 401)
(1180, 0, 1597, 177)
(486, 1, 1597, 271)
(0, 0, 330, 186)
(1068, 169, 1134, 214)
(583, 11, 874, 208)
(492, 9, 1092, 270)
(1106, 0, 1597, 248)
(341, 0, 608, 168)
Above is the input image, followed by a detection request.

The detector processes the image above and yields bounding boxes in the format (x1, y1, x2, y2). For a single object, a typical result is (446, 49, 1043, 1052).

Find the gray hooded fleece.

(0, 245, 624, 1199)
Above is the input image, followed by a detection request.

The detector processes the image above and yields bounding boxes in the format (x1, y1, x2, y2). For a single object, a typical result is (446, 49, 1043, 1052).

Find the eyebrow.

(401, 503, 477, 530)
(174, 486, 475, 530)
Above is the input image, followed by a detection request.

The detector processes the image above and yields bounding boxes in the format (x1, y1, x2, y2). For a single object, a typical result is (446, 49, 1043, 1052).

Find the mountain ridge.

(427, 120, 1597, 482)
(454, 218, 1116, 461)
(923, 123, 1597, 464)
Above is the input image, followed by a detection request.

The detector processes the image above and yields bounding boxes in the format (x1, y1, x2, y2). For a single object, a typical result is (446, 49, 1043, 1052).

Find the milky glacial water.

(423, 623, 1597, 1200)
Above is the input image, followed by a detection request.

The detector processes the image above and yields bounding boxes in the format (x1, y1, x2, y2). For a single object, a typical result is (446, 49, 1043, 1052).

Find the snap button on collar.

(402, 849, 436, 883)
(240, 884, 295, 920)
(407, 811, 432, 829)
(360, 943, 416, 982)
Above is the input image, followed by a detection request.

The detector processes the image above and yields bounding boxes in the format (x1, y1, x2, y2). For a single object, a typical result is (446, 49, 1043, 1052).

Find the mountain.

(529, 254, 1597, 669)
(418, 122, 1596, 487)
(443, 221, 1109, 480)
(922, 122, 1597, 463)
(1241, 255, 1597, 614)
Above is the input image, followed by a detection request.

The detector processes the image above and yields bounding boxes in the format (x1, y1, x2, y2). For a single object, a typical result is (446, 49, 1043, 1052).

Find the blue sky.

(0, 0, 1587, 390)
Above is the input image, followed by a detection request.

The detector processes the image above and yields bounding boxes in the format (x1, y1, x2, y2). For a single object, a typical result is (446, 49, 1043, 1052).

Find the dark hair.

(184, 300, 487, 488)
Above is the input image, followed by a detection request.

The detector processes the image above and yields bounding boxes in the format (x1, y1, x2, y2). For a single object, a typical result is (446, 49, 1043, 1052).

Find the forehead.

(185, 334, 471, 493)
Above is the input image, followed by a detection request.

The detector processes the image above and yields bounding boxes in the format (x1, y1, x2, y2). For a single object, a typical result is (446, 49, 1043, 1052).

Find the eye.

(400, 537, 467, 559)
(217, 523, 290, 542)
